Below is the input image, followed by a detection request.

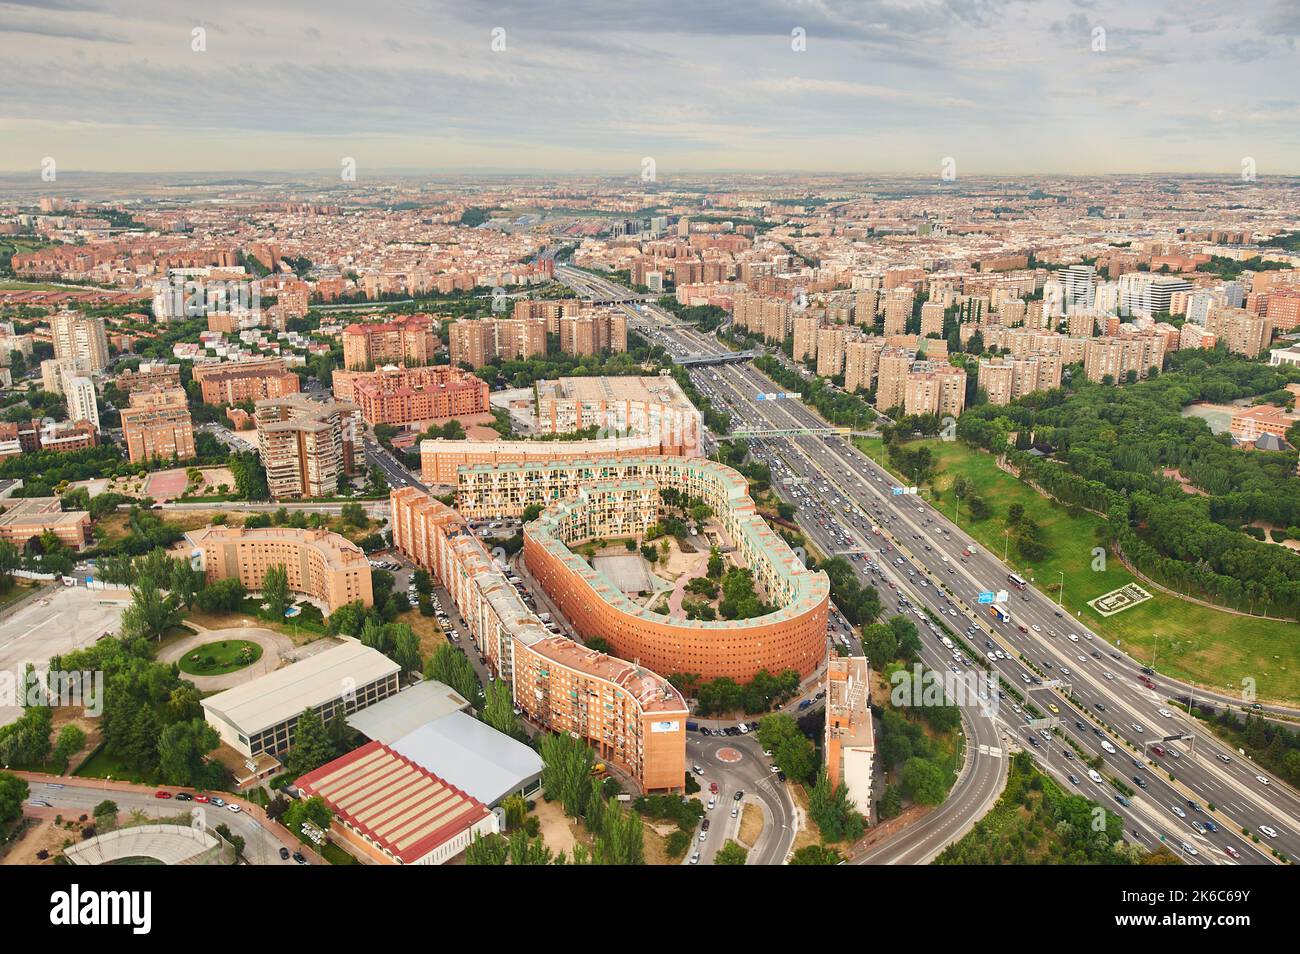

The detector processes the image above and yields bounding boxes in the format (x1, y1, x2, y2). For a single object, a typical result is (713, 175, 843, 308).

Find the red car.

(194, 794, 210, 804)
(709, 782, 718, 794)
(153, 790, 172, 799)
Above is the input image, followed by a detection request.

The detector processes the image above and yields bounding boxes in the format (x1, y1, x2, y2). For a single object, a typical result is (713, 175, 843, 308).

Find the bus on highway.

(1007, 573, 1028, 590)
(989, 605, 1010, 624)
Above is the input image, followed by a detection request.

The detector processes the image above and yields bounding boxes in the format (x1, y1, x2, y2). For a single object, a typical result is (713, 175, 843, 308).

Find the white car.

(1259, 825, 1279, 838)
(1170, 805, 1186, 818)
(1157, 708, 1173, 718)
(1031, 624, 1042, 633)
(689, 851, 700, 864)
(1068, 634, 1079, 643)
(226, 803, 242, 813)
(1103, 671, 1114, 680)
(1181, 842, 1199, 857)
(1257, 775, 1271, 786)
(1131, 723, 1145, 733)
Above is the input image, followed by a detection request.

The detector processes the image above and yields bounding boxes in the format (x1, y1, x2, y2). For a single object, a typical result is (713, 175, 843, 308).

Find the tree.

(539, 731, 595, 818)
(790, 844, 842, 865)
(901, 757, 948, 806)
(714, 839, 748, 865)
(91, 799, 118, 830)
(0, 540, 19, 588)
(262, 564, 290, 619)
(214, 822, 245, 860)
(0, 771, 30, 825)
(808, 767, 864, 843)
(283, 795, 333, 839)
(862, 622, 900, 669)
(482, 679, 525, 740)
(169, 557, 203, 610)
(707, 546, 724, 578)
(425, 644, 481, 704)
(285, 708, 336, 776)
(392, 624, 422, 675)
(327, 600, 367, 637)
(52, 724, 86, 768)
(340, 502, 369, 528)
(121, 576, 181, 641)
(196, 577, 246, 613)
(158, 719, 221, 788)
(465, 831, 509, 865)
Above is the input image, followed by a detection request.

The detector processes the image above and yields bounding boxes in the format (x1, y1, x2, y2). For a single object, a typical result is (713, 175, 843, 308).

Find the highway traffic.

(625, 297, 1297, 865)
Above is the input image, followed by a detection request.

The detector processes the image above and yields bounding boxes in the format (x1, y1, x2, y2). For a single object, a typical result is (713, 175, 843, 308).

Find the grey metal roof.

(389, 712, 544, 807)
(346, 679, 473, 744)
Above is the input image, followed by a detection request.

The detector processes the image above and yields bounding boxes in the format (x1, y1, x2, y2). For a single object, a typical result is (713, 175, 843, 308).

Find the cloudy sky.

(1, 0, 1299, 176)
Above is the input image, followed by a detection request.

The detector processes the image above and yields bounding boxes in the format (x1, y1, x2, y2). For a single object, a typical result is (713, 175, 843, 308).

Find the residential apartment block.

(825, 656, 874, 816)
(448, 317, 546, 368)
(192, 357, 300, 406)
(255, 394, 361, 499)
(50, 311, 109, 371)
(341, 313, 439, 370)
(185, 525, 374, 614)
(390, 486, 689, 792)
(977, 354, 1062, 406)
(535, 375, 702, 455)
(119, 387, 195, 463)
(331, 365, 489, 427)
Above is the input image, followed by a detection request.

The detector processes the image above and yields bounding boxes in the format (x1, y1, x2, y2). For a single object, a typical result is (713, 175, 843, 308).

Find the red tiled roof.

(294, 741, 491, 864)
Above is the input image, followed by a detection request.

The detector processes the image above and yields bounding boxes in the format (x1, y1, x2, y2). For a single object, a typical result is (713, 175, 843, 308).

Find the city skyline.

(3, 0, 1300, 176)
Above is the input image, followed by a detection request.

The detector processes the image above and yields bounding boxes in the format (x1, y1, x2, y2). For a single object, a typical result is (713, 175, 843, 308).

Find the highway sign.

(978, 592, 995, 604)
(892, 487, 904, 496)
(995, 590, 1009, 603)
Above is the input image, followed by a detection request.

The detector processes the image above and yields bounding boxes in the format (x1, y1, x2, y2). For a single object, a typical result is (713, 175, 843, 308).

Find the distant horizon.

(4, 0, 1299, 180)
(3, 167, 1300, 182)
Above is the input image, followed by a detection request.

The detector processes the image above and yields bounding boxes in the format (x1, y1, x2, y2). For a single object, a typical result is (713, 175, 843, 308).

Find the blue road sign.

(892, 487, 904, 496)
(978, 591, 994, 604)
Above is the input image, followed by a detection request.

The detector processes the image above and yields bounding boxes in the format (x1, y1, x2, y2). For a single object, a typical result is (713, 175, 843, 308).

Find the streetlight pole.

(1057, 570, 1064, 608)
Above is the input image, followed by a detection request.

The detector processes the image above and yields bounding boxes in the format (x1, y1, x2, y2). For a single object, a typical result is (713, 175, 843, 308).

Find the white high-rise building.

(1058, 264, 1096, 314)
(63, 374, 100, 431)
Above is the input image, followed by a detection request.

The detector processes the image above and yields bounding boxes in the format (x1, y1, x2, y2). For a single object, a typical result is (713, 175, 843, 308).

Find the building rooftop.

(185, 525, 370, 573)
(536, 374, 694, 410)
(294, 740, 491, 864)
(201, 640, 399, 735)
(346, 680, 473, 744)
(0, 496, 89, 527)
(389, 711, 544, 807)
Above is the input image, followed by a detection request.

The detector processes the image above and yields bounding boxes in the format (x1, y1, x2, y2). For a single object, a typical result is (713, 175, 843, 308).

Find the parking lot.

(0, 585, 130, 726)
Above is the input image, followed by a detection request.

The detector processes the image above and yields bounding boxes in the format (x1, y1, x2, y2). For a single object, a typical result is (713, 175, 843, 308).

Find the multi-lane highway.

(624, 298, 1296, 865)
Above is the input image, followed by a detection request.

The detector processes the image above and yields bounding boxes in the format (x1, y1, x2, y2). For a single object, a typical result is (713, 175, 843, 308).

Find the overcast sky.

(2, 0, 1299, 176)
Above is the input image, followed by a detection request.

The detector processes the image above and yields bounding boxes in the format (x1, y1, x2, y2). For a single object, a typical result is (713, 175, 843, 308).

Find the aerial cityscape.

(0, 0, 1294, 929)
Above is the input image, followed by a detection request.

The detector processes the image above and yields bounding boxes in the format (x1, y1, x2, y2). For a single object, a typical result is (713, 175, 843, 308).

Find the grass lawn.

(73, 745, 150, 784)
(0, 580, 41, 610)
(858, 437, 1300, 704)
(177, 639, 263, 676)
(319, 841, 357, 865)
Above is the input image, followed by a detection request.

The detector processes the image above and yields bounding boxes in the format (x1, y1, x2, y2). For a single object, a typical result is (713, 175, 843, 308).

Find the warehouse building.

(295, 740, 498, 865)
